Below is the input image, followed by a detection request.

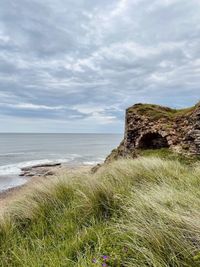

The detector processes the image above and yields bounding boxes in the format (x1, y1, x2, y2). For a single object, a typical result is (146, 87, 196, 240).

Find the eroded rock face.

(105, 102, 200, 163)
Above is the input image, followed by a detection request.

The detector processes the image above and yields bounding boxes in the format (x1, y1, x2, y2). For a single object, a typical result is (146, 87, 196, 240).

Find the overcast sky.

(0, 0, 200, 133)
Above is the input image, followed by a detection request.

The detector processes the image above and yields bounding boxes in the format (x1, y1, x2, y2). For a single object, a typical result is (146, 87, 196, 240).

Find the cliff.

(105, 101, 200, 163)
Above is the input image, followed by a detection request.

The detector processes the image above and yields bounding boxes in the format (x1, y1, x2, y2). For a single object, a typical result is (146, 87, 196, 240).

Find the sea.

(0, 133, 122, 191)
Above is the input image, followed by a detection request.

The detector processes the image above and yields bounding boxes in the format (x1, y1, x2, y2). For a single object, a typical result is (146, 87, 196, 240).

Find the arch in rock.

(137, 132, 169, 149)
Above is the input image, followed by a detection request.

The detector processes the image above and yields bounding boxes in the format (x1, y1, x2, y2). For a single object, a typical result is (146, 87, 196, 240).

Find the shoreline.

(0, 163, 92, 210)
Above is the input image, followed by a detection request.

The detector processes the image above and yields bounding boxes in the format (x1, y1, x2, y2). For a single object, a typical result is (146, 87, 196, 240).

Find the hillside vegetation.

(127, 102, 199, 120)
(0, 155, 200, 266)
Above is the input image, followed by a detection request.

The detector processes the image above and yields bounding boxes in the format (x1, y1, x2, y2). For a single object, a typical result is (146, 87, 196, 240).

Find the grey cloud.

(0, 0, 200, 132)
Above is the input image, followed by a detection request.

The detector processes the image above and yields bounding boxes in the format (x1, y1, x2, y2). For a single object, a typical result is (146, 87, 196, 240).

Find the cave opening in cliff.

(138, 132, 169, 149)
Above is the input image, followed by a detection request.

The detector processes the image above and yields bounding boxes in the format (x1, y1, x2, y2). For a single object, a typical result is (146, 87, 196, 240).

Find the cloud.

(0, 102, 64, 110)
(0, 0, 200, 132)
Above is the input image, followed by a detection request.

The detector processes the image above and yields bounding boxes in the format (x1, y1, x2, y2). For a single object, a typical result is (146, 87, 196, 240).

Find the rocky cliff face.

(105, 102, 200, 163)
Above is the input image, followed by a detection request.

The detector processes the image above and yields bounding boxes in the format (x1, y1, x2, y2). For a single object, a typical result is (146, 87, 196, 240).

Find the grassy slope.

(138, 148, 200, 165)
(127, 103, 198, 120)
(0, 155, 200, 266)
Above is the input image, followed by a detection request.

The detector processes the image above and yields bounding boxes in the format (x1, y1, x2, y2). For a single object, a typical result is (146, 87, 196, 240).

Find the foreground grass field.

(0, 156, 200, 266)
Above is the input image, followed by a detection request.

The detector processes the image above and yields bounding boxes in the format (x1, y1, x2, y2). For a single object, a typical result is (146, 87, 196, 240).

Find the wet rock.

(20, 163, 62, 178)
(21, 163, 61, 172)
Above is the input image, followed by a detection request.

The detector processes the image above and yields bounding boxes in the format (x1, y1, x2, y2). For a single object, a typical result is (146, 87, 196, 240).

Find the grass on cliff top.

(138, 148, 200, 165)
(127, 102, 199, 120)
(0, 156, 200, 266)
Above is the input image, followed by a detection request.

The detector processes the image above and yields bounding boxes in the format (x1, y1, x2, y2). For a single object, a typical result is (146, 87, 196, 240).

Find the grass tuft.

(127, 102, 198, 120)
(0, 157, 200, 266)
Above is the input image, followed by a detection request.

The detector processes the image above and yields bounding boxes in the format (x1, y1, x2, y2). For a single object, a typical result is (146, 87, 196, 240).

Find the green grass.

(137, 148, 200, 165)
(127, 102, 199, 120)
(1, 156, 200, 266)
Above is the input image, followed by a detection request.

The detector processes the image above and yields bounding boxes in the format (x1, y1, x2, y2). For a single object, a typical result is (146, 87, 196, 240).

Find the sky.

(0, 0, 200, 133)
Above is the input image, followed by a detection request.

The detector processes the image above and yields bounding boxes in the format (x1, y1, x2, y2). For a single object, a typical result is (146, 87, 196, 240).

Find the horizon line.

(0, 132, 123, 134)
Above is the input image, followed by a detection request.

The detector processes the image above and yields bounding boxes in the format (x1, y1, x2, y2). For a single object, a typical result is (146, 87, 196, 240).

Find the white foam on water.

(0, 177, 27, 192)
(0, 159, 70, 176)
(83, 158, 104, 166)
(83, 161, 99, 165)
(0, 155, 106, 193)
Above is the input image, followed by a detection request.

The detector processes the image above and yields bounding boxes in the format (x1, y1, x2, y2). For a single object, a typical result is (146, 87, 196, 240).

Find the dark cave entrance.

(138, 132, 169, 149)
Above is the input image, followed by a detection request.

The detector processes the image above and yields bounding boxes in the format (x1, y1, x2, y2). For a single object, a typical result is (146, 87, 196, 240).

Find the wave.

(83, 158, 104, 166)
(0, 155, 105, 176)
(0, 176, 27, 192)
(0, 159, 70, 176)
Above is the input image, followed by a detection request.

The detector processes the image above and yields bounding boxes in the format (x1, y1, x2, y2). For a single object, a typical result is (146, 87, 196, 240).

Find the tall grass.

(0, 157, 200, 266)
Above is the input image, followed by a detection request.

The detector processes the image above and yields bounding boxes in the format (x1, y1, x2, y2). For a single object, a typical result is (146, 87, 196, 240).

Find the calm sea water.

(0, 133, 122, 191)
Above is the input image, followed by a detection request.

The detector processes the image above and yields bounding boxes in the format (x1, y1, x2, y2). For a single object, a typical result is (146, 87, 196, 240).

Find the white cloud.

(0, 103, 65, 110)
(0, 32, 9, 42)
(0, 0, 200, 132)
